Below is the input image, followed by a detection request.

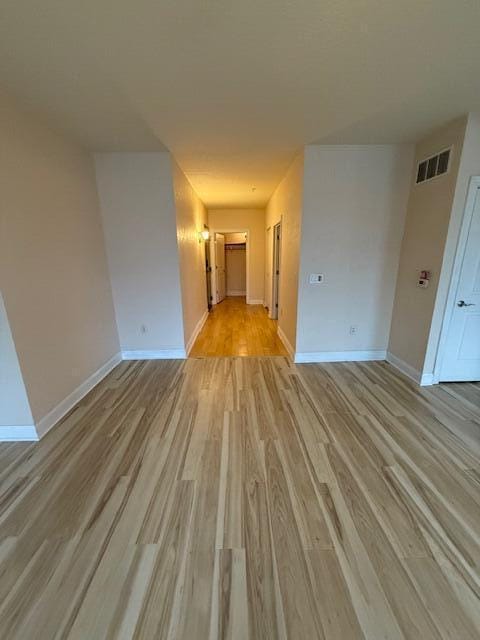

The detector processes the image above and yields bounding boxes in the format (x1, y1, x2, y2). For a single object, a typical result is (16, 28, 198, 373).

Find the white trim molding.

(186, 310, 209, 355)
(226, 290, 246, 296)
(247, 299, 264, 305)
(277, 326, 295, 358)
(295, 350, 386, 364)
(420, 373, 435, 386)
(121, 349, 186, 360)
(386, 351, 434, 386)
(0, 425, 38, 441)
(210, 228, 250, 304)
(36, 352, 122, 438)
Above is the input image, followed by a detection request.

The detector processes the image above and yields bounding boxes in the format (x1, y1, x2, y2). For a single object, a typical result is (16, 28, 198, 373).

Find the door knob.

(457, 300, 475, 307)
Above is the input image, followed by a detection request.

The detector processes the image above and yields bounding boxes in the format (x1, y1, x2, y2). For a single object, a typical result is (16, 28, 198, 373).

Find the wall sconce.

(198, 228, 209, 243)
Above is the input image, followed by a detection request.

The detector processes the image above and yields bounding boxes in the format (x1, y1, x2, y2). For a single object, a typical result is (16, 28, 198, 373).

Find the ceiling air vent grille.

(416, 147, 452, 185)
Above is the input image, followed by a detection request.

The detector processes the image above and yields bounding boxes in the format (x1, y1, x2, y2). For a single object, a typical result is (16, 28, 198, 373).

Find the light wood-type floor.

(190, 296, 288, 357)
(1, 358, 480, 639)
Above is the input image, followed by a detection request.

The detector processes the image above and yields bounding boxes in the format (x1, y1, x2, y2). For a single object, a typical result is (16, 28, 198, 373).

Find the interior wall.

(95, 152, 185, 355)
(0, 293, 34, 428)
(0, 91, 119, 426)
(388, 117, 468, 375)
(207, 209, 265, 303)
(265, 153, 304, 353)
(226, 247, 247, 295)
(296, 145, 413, 358)
(172, 160, 208, 351)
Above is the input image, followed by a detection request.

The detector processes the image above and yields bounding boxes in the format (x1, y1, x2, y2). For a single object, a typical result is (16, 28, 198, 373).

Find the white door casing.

(215, 233, 226, 303)
(271, 222, 281, 320)
(265, 226, 272, 312)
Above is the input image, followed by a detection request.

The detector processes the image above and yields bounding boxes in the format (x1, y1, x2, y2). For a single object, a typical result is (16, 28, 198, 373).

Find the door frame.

(270, 222, 281, 319)
(210, 229, 249, 304)
(432, 176, 480, 382)
(203, 225, 213, 310)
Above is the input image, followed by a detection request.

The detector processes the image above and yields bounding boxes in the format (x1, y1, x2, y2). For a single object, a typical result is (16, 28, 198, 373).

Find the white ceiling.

(1, 1, 480, 207)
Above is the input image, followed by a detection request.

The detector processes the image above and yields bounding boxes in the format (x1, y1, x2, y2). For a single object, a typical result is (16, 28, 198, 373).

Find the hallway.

(190, 296, 288, 357)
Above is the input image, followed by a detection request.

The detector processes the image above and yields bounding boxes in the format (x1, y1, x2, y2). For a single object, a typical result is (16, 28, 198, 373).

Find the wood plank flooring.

(0, 357, 479, 639)
(190, 296, 288, 356)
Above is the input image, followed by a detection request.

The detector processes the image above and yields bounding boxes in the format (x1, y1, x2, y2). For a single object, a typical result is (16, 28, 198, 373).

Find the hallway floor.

(0, 358, 479, 638)
(190, 296, 288, 357)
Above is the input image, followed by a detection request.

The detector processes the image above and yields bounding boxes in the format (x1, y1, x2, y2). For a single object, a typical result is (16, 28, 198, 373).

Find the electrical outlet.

(349, 325, 358, 336)
(140, 324, 148, 335)
(309, 273, 324, 284)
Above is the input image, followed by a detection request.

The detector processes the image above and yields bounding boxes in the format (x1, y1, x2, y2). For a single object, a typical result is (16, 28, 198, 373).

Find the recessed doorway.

(270, 222, 281, 320)
(210, 231, 248, 304)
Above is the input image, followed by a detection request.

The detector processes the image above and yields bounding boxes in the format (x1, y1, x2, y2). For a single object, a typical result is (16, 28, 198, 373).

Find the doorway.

(211, 230, 249, 304)
(214, 232, 226, 303)
(225, 233, 247, 297)
(436, 178, 480, 381)
(271, 222, 281, 320)
(203, 226, 213, 310)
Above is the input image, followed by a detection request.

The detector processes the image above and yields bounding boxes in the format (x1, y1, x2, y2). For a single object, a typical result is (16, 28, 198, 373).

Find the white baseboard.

(0, 425, 38, 441)
(121, 349, 186, 360)
(294, 349, 386, 364)
(247, 299, 264, 305)
(186, 310, 209, 355)
(386, 351, 434, 386)
(36, 352, 122, 438)
(277, 326, 295, 358)
(226, 290, 246, 296)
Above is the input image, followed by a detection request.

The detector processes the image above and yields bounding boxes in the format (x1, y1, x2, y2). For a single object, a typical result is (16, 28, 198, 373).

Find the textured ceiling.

(1, 1, 480, 207)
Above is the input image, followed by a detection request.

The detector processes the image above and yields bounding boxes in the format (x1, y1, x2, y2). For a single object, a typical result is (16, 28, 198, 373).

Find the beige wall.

(388, 117, 467, 374)
(207, 209, 265, 303)
(296, 145, 413, 358)
(0, 293, 34, 428)
(95, 152, 185, 354)
(0, 91, 119, 425)
(266, 153, 304, 352)
(172, 161, 209, 351)
(226, 247, 247, 294)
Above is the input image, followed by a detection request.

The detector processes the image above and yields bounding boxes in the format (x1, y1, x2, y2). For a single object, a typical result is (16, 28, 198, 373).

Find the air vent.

(416, 148, 451, 184)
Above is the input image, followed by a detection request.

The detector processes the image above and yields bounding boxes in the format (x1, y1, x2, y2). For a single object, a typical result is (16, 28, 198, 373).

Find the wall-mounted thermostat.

(309, 273, 324, 284)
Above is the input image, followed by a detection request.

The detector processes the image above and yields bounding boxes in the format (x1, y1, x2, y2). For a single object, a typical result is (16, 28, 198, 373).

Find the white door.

(215, 233, 226, 303)
(440, 184, 480, 381)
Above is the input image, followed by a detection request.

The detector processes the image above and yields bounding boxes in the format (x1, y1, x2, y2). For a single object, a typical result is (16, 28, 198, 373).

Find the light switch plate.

(309, 273, 324, 284)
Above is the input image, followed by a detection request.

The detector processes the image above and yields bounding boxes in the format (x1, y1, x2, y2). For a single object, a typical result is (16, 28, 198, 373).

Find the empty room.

(1, 1, 480, 638)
